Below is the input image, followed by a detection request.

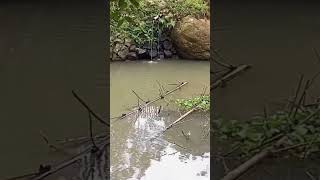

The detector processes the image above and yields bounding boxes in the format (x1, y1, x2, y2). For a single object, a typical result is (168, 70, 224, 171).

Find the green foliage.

(110, 0, 209, 46)
(176, 95, 210, 111)
(214, 110, 320, 157)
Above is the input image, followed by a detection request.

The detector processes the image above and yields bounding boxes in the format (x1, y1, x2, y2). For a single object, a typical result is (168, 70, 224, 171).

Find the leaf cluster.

(176, 95, 210, 112)
(214, 109, 320, 157)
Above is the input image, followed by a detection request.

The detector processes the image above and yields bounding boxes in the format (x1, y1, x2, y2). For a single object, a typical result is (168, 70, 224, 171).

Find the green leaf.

(117, 18, 125, 27)
(125, 16, 134, 24)
(118, 0, 127, 10)
(295, 125, 308, 135)
(111, 11, 120, 21)
(129, 0, 140, 7)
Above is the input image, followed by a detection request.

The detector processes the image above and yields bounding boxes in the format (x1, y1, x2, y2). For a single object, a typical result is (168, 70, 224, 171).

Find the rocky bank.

(110, 16, 210, 61)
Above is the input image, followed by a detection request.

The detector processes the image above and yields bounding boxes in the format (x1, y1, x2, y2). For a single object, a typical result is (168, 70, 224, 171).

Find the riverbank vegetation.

(213, 70, 320, 180)
(110, 0, 210, 61)
(110, 0, 209, 46)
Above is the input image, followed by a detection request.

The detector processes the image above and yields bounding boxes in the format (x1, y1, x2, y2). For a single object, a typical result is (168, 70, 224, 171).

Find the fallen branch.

(211, 64, 251, 90)
(112, 81, 188, 122)
(163, 106, 198, 132)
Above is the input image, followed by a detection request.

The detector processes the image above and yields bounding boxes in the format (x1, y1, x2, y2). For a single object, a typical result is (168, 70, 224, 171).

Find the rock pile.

(110, 33, 178, 61)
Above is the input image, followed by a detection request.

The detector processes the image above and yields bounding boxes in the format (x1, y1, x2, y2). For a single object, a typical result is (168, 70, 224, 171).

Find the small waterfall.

(157, 18, 161, 60)
(150, 20, 154, 61)
(148, 14, 162, 63)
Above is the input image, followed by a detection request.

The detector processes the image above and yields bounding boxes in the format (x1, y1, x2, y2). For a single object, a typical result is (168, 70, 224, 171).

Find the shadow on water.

(111, 107, 210, 180)
(213, 1, 320, 179)
(0, 2, 106, 179)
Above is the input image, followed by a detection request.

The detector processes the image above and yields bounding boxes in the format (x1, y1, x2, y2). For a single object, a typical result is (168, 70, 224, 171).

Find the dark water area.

(0, 2, 106, 179)
(213, 1, 320, 120)
(212, 1, 320, 179)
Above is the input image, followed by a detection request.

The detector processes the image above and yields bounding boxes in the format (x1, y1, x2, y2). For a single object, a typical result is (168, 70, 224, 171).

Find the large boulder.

(171, 16, 210, 60)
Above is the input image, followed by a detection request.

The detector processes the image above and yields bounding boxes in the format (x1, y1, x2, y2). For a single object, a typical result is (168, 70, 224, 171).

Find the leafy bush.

(214, 110, 320, 157)
(176, 95, 210, 111)
(110, 0, 209, 46)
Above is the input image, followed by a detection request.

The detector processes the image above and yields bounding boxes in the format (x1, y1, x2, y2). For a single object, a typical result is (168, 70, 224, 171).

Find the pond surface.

(110, 60, 210, 180)
(0, 2, 106, 179)
(213, 1, 320, 179)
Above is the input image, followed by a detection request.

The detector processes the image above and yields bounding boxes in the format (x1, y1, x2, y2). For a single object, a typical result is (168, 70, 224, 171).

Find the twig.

(132, 90, 146, 103)
(289, 74, 304, 117)
(39, 130, 61, 152)
(4, 173, 37, 180)
(312, 47, 320, 64)
(211, 64, 251, 90)
(213, 50, 235, 69)
(163, 106, 198, 132)
(306, 171, 317, 180)
(292, 80, 309, 119)
(88, 111, 97, 148)
(72, 90, 109, 126)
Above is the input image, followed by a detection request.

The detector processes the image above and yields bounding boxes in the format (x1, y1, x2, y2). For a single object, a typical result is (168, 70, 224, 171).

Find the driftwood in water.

(163, 106, 198, 132)
(221, 108, 320, 180)
(212, 64, 251, 90)
(112, 81, 188, 122)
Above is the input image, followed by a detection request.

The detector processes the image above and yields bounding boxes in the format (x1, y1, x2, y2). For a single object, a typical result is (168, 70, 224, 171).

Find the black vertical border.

(104, 0, 111, 178)
(210, 0, 215, 179)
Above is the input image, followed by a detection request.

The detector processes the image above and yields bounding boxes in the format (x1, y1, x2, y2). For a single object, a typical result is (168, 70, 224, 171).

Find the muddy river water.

(110, 60, 210, 180)
(213, 1, 320, 179)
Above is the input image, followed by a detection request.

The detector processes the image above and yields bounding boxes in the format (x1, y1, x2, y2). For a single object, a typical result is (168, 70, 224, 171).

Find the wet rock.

(171, 16, 210, 60)
(164, 50, 172, 58)
(113, 43, 123, 53)
(136, 48, 148, 59)
(159, 52, 165, 59)
(126, 52, 137, 60)
(124, 38, 132, 47)
(171, 47, 177, 54)
(129, 44, 136, 52)
(136, 48, 147, 55)
(148, 50, 158, 58)
(163, 40, 172, 50)
(117, 47, 129, 60)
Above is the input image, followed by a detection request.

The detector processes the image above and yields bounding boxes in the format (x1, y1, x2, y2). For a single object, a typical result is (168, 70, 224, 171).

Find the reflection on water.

(111, 106, 210, 180)
(143, 146, 210, 180)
